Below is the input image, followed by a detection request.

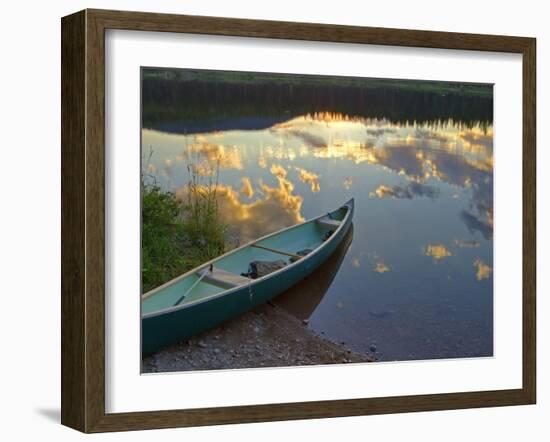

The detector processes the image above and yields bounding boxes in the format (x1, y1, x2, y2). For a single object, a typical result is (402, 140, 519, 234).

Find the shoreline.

(142, 301, 374, 374)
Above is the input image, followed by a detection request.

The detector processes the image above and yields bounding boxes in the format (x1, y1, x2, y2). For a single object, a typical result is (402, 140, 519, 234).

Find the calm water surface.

(143, 110, 493, 362)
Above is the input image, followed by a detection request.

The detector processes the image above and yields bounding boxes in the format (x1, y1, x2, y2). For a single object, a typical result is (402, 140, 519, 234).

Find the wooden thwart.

(199, 267, 250, 289)
(251, 244, 303, 259)
(317, 216, 341, 229)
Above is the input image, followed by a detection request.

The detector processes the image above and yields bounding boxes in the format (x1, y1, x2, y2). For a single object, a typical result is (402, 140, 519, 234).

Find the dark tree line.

(142, 78, 493, 133)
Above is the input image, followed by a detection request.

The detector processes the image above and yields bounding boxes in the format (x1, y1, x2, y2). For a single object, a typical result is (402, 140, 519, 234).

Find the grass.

(141, 152, 226, 293)
(183, 162, 226, 260)
(142, 67, 493, 98)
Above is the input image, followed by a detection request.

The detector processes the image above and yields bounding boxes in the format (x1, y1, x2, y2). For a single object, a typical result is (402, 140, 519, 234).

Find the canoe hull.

(142, 202, 353, 356)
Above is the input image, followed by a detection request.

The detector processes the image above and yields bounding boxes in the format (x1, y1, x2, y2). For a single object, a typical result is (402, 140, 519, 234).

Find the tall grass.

(141, 184, 191, 293)
(182, 161, 226, 261)
(141, 148, 227, 293)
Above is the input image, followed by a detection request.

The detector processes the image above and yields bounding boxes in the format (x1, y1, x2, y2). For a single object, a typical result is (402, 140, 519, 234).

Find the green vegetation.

(141, 184, 189, 293)
(184, 163, 226, 260)
(142, 67, 493, 98)
(141, 158, 226, 293)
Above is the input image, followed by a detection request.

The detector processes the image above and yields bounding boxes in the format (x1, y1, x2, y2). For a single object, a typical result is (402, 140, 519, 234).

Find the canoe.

(142, 198, 355, 356)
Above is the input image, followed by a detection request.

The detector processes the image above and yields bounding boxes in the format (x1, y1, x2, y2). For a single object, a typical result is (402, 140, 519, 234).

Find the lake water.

(142, 78, 493, 362)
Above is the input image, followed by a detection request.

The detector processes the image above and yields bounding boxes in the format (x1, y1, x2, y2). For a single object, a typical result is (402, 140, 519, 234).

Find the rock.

(141, 302, 374, 373)
(302, 319, 310, 325)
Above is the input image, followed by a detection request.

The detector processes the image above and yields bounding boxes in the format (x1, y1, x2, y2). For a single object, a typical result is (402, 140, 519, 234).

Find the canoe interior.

(142, 205, 349, 316)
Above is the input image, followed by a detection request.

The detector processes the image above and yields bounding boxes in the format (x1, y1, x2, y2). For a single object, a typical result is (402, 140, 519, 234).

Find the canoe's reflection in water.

(274, 224, 354, 321)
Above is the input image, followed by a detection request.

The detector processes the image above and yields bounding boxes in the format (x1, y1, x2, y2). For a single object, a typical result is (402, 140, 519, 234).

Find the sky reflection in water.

(143, 112, 493, 361)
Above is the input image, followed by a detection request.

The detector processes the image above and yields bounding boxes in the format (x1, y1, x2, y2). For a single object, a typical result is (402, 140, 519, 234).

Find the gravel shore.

(142, 301, 373, 373)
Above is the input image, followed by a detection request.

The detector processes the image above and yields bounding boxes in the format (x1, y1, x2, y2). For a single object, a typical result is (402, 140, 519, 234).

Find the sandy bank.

(142, 301, 373, 373)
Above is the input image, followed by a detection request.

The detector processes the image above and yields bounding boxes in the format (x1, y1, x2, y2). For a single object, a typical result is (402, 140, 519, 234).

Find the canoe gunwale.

(142, 198, 354, 319)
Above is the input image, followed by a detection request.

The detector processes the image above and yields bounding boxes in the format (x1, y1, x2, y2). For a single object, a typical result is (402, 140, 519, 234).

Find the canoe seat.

(198, 267, 250, 289)
(317, 216, 341, 229)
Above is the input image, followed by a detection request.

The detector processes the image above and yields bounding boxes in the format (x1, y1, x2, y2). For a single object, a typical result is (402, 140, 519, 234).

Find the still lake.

(142, 96, 493, 362)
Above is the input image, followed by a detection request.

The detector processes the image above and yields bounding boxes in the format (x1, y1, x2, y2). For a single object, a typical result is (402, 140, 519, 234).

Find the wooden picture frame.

(61, 8, 536, 433)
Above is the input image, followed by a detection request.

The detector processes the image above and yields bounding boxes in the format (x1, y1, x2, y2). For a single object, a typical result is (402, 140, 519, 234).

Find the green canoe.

(142, 198, 355, 356)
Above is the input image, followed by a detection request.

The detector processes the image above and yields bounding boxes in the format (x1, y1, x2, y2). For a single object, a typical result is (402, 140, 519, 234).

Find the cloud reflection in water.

(369, 182, 440, 200)
(146, 112, 493, 249)
(474, 259, 493, 281)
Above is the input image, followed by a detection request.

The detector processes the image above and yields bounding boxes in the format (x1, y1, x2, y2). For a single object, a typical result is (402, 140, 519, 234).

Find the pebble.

(142, 304, 374, 373)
